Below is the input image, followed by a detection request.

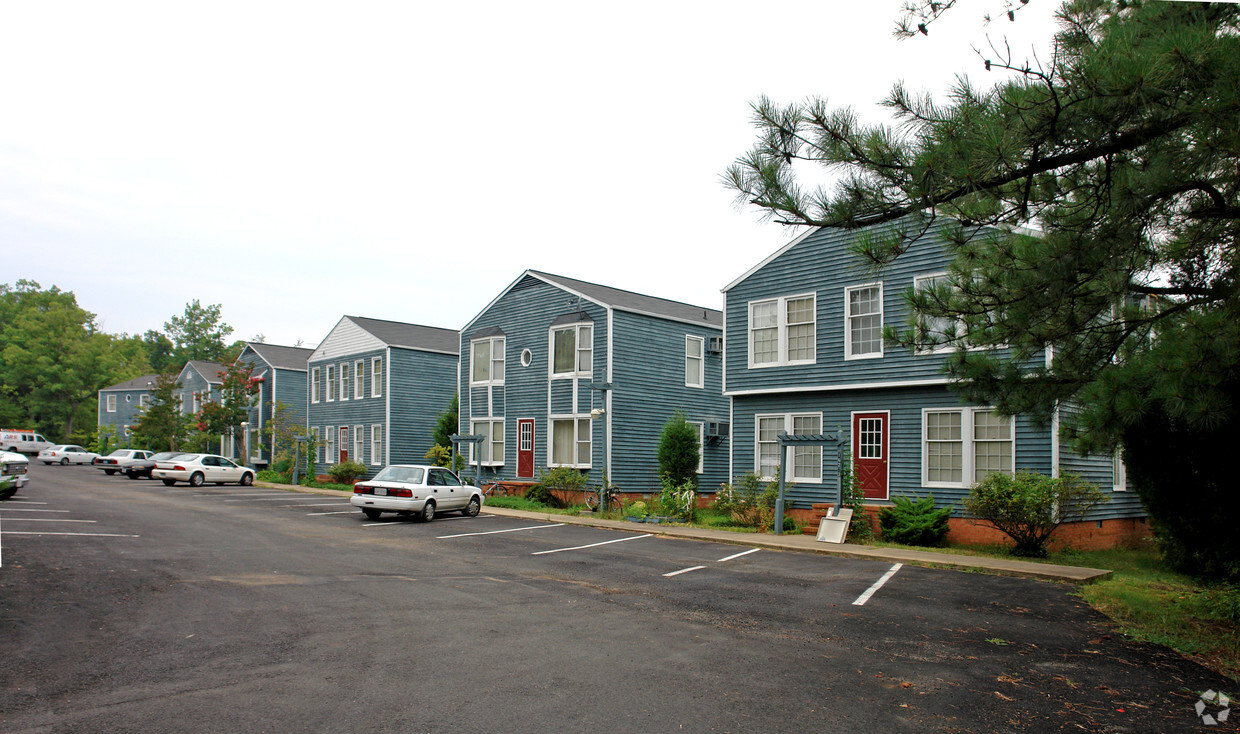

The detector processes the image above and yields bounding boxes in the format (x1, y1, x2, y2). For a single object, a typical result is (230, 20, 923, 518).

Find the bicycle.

(584, 484, 622, 513)
(481, 479, 509, 498)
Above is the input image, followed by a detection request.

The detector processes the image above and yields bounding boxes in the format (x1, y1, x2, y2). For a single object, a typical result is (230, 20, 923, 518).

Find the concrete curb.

(256, 481, 1112, 584)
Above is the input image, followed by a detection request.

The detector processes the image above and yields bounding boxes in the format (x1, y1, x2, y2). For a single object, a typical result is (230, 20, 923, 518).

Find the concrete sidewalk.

(257, 481, 1112, 584)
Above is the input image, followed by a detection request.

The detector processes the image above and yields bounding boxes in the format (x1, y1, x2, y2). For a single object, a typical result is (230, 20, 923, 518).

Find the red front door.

(339, 427, 349, 464)
(517, 419, 534, 478)
(852, 412, 889, 500)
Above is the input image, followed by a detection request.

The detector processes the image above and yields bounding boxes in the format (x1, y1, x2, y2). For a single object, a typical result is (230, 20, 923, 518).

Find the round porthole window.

(521, 348, 533, 367)
(125, 394, 132, 402)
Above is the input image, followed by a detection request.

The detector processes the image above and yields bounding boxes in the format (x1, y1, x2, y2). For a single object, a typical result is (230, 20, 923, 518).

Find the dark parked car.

(121, 451, 185, 480)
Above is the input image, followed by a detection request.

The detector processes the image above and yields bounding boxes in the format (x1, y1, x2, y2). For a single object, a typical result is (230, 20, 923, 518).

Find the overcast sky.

(1, 1, 1060, 349)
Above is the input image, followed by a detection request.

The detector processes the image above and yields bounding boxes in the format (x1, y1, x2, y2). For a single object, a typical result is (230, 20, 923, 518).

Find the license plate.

(375, 487, 387, 496)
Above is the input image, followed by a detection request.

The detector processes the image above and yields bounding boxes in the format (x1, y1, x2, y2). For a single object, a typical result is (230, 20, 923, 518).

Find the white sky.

(1, 0, 1061, 349)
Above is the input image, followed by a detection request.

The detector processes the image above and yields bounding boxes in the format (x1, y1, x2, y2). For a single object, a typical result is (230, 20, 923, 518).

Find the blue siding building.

(174, 361, 226, 418)
(723, 221, 1145, 542)
(97, 374, 159, 446)
(307, 316, 459, 480)
(460, 270, 728, 495)
(235, 342, 314, 468)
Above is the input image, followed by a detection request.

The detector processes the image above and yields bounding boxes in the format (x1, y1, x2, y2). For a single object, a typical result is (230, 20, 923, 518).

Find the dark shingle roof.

(100, 374, 160, 392)
(246, 342, 314, 371)
(186, 360, 227, 383)
(529, 270, 722, 327)
(349, 316, 460, 354)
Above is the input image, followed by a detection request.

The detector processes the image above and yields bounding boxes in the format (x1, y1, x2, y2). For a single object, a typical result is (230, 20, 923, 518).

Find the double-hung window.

(685, 336, 704, 388)
(106, 394, 117, 413)
(311, 367, 321, 403)
(748, 294, 816, 367)
(551, 324, 592, 378)
(310, 427, 321, 462)
(470, 419, 505, 466)
(339, 362, 350, 401)
(844, 284, 883, 359)
(471, 336, 506, 385)
(755, 413, 822, 482)
(139, 394, 149, 408)
(353, 425, 364, 464)
(913, 273, 965, 352)
(691, 421, 705, 474)
(923, 407, 1013, 487)
(371, 358, 383, 398)
(325, 365, 335, 402)
(325, 426, 335, 463)
(371, 425, 382, 466)
(354, 360, 365, 399)
(550, 417, 591, 468)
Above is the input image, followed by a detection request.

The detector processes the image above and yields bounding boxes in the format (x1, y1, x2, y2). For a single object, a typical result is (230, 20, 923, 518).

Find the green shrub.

(838, 450, 873, 542)
(656, 473, 697, 522)
(271, 458, 293, 475)
(712, 473, 780, 531)
(625, 500, 649, 519)
(879, 494, 952, 547)
(256, 469, 291, 483)
(327, 460, 367, 484)
(657, 410, 700, 489)
(424, 444, 452, 468)
(964, 470, 1107, 558)
(526, 466, 585, 509)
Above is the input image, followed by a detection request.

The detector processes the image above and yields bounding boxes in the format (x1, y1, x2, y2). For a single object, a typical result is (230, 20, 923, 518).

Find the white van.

(0, 430, 53, 455)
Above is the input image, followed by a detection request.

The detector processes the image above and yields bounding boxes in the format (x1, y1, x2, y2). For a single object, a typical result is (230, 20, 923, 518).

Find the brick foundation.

(794, 504, 1152, 550)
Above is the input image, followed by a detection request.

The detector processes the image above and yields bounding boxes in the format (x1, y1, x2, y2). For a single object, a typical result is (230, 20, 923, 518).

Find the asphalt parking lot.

(1, 462, 1233, 732)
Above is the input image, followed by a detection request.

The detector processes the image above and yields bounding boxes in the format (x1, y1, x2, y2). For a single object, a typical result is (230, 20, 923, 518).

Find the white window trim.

(754, 412, 823, 483)
(311, 367, 321, 403)
(685, 335, 705, 388)
(470, 336, 506, 386)
(371, 357, 382, 398)
(353, 424, 364, 464)
(691, 421, 705, 474)
(1112, 450, 1127, 492)
(844, 283, 884, 360)
(310, 427, 321, 463)
(325, 365, 335, 403)
(139, 394, 150, 408)
(548, 414, 592, 469)
(747, 293, 817, 368)
(469, 418, 505, 466)
(920, 406, 1016, 489)
(325, 425, 335, 464)
(339, 362, 350, 402)
(370, 424, 382, 466)
(106, 394, 117, 413)
(354, 360, 365, 399)
(549, 324, 593, 379)
(913, 272, 978, 354)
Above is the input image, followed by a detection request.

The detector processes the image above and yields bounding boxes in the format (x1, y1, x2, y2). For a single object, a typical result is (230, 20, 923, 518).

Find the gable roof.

(243, 342, 315, 372)
(348, 316, 460, 354)
(722, 227, 818, 293)
(182, 360, 227, 384)
(100, 374, 160, 392)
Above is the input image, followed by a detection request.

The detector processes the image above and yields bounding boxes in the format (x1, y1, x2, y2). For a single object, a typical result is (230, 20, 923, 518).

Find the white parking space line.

(717, 548, 760, 563)
(1, 531, 140, 538)
(4, 501, 48, 505)
(438, 523, 564, 539)
(290, 503, 351, 507)
(663, 565, 706, 577)
(308, 511, 356, 516)
(853, 563, 903, 606)
(3, 518, 97, 523)
(193, 493, 277, 497)
(532, 533, 652, 555)
(0, 509, 71, 513)
(223, 497, 309, 502)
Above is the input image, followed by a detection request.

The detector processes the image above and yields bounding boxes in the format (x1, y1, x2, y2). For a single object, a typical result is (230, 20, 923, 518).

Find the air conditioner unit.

(707, 336, 723, 355)
(705, 422, 730, 439)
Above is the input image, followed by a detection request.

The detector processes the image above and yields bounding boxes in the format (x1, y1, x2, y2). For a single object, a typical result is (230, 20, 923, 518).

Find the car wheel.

(463, 496, 481, 517)
(189, 472, 205, 487)
(161, 479, 177, 486)
(419, 499, 436, 523)
(104, 469, 117, 475)
(239, 473, 254, 486)
(1, 486, 16, 501)
(362, 508, 381, 520)
(42, 462, 52, 465)
(59, 457, 69, 465)
(126, 472, 140, 480)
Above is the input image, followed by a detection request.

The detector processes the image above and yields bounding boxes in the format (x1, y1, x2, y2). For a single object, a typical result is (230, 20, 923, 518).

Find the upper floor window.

(371, 358, 383, 398)
(923, 407, 1013, 488)
(139, 394, 150, 408)
(551, 324, 592, 377)
(685, 336, 704, 388)
(325, 365, 336, 402)
(748, 294, 816, 368)
(471, 336, 506, 385)
(914, 273, 968, 352)
(844, 284, 883, 360)
(339, 362, 351, 401)
(354, 360, 365, 399)
(311, 367, 321, 403)
(106, 394, 117, 412)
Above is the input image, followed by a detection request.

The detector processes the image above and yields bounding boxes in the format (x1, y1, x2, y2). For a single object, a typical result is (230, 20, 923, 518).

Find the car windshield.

(107, 450, 130, 457)
(373, 466, 424, 484)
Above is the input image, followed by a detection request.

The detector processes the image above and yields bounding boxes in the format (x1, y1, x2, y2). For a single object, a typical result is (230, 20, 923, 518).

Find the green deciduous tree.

(195, 360, 259, 456)
(130, 372, 194, 451)
(727, 1, 1239, 578)
(164, 300, 234, 363)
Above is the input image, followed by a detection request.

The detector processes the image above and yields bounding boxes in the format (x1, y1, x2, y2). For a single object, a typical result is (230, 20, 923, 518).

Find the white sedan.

(152, 453, 255, 487)
(38, 445, 101, 465)
(92, 449, 154, 475)
(351, 465, 483, 522)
